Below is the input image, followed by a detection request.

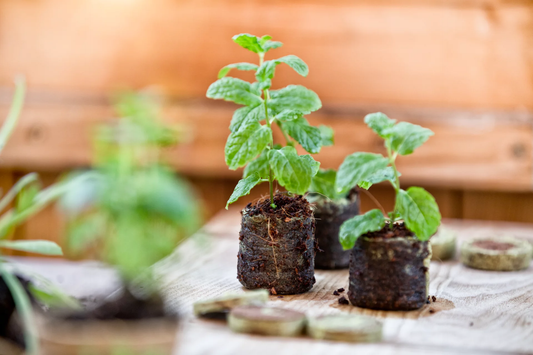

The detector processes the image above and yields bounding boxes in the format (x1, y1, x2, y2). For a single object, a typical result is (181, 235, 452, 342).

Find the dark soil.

(237, 192, 316, 295)
(0, 275, 30, 349)
(312, 190, 360, 269)
(338, 296, 349, 305)
(57, 288, 169, 321)
(348, 223, 430, 311)
(472, 240, 515, 251)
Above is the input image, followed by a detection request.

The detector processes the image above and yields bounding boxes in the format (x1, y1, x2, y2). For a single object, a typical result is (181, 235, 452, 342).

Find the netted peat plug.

(461, 236, 532, 271)
(238, 193, 316, 295)
(228, 305, 306, 337)
(307, 314, 383, 343)
(310, 190, 360, 269)
(348, 223, 432, 311)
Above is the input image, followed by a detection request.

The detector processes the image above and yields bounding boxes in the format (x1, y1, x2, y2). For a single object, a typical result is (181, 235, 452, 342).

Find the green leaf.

(336, 153, 389, 195)
(364, 112, 396, 138)
(256, 55, 309, 82)
(259, 35, 272, 45)
(0, 78, 25, 156)
(0, 240, 63, 255)
(206, 77, 262, 106)
(275, 110, 303, 122)
(386, 122, 434, 155)
(339, 209, 385, 250)
(226, 173, 262, 209)
(262, 40, 283, 52)
(230, 105, 265, 132)
(28, 284, 81, 310)
(282, 118, 322, 154)
(225, 119, 271, 169)
(232, 33, 263, 53)
(310, 169, 338, 199)
(319, 125, 334, 146)
(269, 85, 322, 115)
(269, 146, 319, 195)
(17, 182, 40, 212)
(396, 187, 441, 241)
(358, 166, 398, 190)
(244, 149, 270, 179)
(218, 63, 259, 79)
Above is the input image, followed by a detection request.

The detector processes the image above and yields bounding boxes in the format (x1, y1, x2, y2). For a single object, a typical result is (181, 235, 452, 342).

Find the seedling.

(336, 112, 441, 249)
(60, 91, 200, 287)
(206, 34, 333, 208)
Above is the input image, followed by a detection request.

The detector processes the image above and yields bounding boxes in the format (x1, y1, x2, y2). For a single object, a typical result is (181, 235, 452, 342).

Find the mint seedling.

(337, 112, 441, 249)
(207, 34, 333, 208)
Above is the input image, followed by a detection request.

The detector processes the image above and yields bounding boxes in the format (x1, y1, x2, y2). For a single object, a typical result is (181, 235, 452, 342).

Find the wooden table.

(10, 210, 533, 355)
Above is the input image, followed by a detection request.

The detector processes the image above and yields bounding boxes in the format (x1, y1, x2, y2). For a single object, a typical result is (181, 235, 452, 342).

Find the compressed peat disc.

(228, 305, 306, 337)
(461, 236, 533, 271)
(193, 289, 269, 317)
(430, 227, 457, 261)
(307, 314, 383, 343)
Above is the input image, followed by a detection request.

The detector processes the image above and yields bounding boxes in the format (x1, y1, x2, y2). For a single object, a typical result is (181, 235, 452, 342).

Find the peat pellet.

(228, 305, 306, 337)
(430, 227, 457, 261)
(193, 290, 269, 317)
(461, 236, 532, 271)
(307, 314, 382, 343)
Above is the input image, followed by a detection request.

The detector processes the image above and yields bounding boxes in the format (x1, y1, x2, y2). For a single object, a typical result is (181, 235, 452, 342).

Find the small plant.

(336, 112, 441, 249)
(0, 79, 81, 354)
(60, 91, 200, 286)
(206, 33, 333, 208)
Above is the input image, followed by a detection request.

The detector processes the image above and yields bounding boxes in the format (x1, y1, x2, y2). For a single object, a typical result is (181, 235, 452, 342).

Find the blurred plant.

(0, 79, 82, 355)
(60, 90, 200, 288)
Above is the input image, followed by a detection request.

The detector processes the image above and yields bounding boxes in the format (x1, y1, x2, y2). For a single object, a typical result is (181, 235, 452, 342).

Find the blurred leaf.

(0, 240, 63, 255)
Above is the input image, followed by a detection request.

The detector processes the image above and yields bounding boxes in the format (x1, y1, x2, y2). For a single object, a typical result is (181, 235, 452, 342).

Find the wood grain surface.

(9, 211, 533, 354)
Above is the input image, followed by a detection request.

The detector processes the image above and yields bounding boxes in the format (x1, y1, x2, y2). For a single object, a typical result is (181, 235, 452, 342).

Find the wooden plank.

(0, 99, 530, 191)
(0, 0, 532, 109)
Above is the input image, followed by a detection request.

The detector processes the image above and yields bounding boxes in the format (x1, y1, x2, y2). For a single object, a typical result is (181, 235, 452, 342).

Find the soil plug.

(430, 226, 456, 261)
(193, 290, 269, 317)
(228, 305, 306, 337)
(461, 237, 532, 271)
(307, 314, 382, 343)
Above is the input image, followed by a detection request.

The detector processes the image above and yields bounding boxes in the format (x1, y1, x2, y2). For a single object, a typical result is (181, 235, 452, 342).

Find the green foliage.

(0, 240, 62, 255)
(59, 92, 201, 283)
(207, 34, 331, 208)
(309, 169, 338, 200)
(339, 209, 385, 250)
(337, 112, 441, 245)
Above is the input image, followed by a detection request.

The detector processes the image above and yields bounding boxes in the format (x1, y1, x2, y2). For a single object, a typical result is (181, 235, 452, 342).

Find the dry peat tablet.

(228, 305, 306, 336)
(307, 314, 383, 343)
(430, 227, 457, 261)
(193, 289, 269, 317)
(461, 236, 532, 271)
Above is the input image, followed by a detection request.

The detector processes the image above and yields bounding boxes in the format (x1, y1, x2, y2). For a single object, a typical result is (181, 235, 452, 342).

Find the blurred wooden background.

(0, 0, 533, 250)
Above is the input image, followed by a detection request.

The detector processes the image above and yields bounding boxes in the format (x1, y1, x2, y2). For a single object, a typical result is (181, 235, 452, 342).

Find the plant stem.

(259, 53, 276, 208)
(358, 187, 387, 216)
(386, 141, 401, 225)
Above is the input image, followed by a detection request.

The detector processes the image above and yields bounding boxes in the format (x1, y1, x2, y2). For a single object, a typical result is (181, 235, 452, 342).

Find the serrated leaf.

(301, 155, 320, 176)
(230, 105, 265, 132)
(282, 117, 322, 154)
(232, 33, 263, 53)
(226, 173, 262, 209)
(339, 209, 386, 250)
(336, 153, 389, 195)
(0, 240, 63, 255)
(225, 119, 271, 170)
(396, 187, 441, 241)
(206, 77, 262, 106)
(319, 125, 334, 146)
(358, 166, 398, 190)
(365, 112, 396, 138)
(386, 122, 434, 156)
(256, 55, 308, 82)
(262, 40, 283, 52)
(310, 169, 338, 199)
(275, 110, 303, 122)
(244, 149, 270, 179)
(269, 146, 319, 195)
(269, 85, 322, 115)
(218, 63, 259, 79)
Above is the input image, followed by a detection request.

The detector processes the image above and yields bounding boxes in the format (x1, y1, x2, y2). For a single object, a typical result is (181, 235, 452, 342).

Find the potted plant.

(308, 169, 360, 269)
(0, 79, 84, 355)
(206, 34, 333, 295)
(40, 91, 200, 354)
(336, 112, 441, 310)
